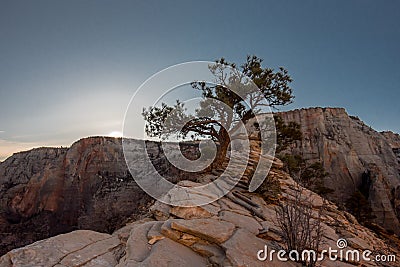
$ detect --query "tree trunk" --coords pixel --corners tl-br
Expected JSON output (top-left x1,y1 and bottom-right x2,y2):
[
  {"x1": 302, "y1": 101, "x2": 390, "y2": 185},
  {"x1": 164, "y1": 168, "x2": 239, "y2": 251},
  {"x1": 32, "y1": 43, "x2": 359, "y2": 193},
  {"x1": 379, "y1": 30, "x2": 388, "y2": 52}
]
[{"x1": 213, "y1": 130, "x2": 230, "y2": 169}]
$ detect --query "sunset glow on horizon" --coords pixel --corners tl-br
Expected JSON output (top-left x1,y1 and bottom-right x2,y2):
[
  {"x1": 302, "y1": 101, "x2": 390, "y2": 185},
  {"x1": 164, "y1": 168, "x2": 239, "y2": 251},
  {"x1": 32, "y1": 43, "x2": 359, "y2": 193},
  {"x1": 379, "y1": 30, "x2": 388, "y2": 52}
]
[{"x1": 0, "y1": 1, "x2": 399, "y2": 161}]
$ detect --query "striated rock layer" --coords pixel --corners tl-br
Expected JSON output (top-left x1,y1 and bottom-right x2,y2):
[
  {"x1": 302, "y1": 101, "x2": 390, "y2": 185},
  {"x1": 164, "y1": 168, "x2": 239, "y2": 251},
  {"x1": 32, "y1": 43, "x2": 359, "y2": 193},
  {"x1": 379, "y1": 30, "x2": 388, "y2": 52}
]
[
  {"x1": 1, "y1": 107, "x2": 399, "y2": 263},
  {"x1": 278, "y1": 107, "x2": 400, "y2": 233},
  {"x1": 0, "y1": 137, "x2": 200, "y2": 256},
  {"x1": 1, "y1": 159, "x2": 398, "y2": 266}
]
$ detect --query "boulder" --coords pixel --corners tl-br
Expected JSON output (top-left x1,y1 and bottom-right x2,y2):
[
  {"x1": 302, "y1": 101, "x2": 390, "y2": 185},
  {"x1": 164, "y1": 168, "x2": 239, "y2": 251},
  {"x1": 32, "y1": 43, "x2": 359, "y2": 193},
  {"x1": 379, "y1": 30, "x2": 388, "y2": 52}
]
[{"x1": 170, "y1": 218, "x2": 236, "y2": 244}]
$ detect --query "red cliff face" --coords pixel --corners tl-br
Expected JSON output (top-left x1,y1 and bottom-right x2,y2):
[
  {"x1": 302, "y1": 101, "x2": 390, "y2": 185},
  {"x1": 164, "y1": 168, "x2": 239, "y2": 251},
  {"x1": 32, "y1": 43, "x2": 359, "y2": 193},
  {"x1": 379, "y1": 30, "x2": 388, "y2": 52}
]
[
  {"x1": 0, "y1": 137, "x2": 153, "y2": 255},
  {"x1": 382, "y1": 131, "x2": 400, "y2": 165},
  {"x1": 279, "y1": 107, "x2": 400, "y2": 233},
  {"x1": 382, "y1": 131, "x2": 400, "y2": 150}
]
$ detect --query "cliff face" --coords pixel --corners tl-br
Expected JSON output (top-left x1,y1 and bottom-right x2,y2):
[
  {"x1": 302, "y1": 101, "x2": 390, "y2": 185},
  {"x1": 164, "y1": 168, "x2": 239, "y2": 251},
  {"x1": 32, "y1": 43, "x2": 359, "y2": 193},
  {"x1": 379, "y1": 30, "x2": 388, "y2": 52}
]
[
  {"x1": 1, "y1": 107, "x2": 399, "y2": 263},
  {"x1": 382, "y1": 131, "x2": 400, "y2": 164},
  {"x1": 1, "y1": 158, "x2": 399, "y2": 267},
  {"x1": 0, "y1": 137, "x2": 156, "y2": 255},
  {"x1": 278, "y1": 107, "x2": 400, "y2": 233}
]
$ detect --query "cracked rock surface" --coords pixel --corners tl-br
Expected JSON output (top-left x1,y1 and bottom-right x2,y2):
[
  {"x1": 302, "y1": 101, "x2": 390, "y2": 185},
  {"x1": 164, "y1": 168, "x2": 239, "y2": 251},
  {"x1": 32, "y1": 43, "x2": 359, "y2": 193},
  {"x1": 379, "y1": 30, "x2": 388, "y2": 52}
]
[{"x1": 2, "y1": 159, "x2": 399, "y2": 267}]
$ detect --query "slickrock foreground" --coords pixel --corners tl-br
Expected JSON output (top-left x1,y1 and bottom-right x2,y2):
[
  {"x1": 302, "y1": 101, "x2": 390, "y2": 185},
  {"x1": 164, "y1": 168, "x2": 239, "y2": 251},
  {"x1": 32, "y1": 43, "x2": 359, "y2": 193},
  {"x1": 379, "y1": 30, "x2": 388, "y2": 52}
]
[{"x1": 1, "y1": 158, "x2": 398, "y2": 267}]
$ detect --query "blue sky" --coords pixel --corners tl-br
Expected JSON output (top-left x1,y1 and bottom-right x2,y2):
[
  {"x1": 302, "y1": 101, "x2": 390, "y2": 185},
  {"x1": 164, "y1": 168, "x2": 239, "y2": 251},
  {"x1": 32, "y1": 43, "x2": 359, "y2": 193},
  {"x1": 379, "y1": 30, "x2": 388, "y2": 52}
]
[{"x1": 0, "y1": 0, "x2": 399, "y2": 160}]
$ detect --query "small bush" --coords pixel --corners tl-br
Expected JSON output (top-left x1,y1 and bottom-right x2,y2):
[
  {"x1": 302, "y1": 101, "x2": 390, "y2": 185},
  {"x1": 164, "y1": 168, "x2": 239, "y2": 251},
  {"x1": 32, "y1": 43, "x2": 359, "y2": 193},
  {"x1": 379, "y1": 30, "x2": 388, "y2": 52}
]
[{"x1": 255, "y1": 176, "x2": 281, "y2": 204}]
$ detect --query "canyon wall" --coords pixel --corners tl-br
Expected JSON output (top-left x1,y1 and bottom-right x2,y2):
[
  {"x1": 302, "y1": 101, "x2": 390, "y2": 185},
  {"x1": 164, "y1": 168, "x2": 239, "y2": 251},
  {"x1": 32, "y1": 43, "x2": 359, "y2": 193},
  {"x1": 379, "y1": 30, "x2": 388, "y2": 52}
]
[
  {"x1": 279, "y1": 107, "x2": 400, "y2": 233},
  {"x1": 2, "y1": 156, "x2": 399, "y2": 267},
  {"x1": 1, "y1": 108, "x2": 399, "y2": 257},
  {"x1": 0, "y1": 136, "x2": 201, "y2": 255},
  {"x1": 0, "y1": 137, "x2": 172, "y2": 255}
]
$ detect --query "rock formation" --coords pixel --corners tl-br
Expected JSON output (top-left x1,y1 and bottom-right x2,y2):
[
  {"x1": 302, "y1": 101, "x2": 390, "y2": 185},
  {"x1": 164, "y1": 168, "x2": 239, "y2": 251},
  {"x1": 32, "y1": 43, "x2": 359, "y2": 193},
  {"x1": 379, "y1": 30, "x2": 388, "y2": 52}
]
[
  {"x1": 278, "y1": 107, "x2": 400, "y2": 233},
  {"x1": 1, "y1": 107, "x2": 400, "y2": 266},
  {"x1": 0, "y1": 136, "x2": 208, "y2": 255},
  {"x1": 0, "y1": 137, "x2": 179, "y2": 255},
  {"x1": 1, "y1": 156, "x2": 398, "y2": 266},
  {"x1": 382, "y1": 131, "x2": 400, "y2": 164}
]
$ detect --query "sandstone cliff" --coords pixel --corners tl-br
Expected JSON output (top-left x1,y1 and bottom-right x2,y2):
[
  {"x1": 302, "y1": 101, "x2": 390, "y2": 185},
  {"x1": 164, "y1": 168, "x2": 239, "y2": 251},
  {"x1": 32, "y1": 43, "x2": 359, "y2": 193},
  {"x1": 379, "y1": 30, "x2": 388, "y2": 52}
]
[
  {"x1": 0, "y1": 137, "x2": 155, "y2": 255},
  {"x1": 1, "y1": 107, "x2": 400, "y2": 265},
  {"x1": 278, "y1": 107, "x2": 400, "y2": 233},
  {"x1": 382, "y1": 131, "x2": 400, "y2": 164},
  {"x1": 0, "y1": 136, "x2": 204, "y2": 255},
  {"x1": 1, "y1": 157, "x2": 398, "y2": 266}
]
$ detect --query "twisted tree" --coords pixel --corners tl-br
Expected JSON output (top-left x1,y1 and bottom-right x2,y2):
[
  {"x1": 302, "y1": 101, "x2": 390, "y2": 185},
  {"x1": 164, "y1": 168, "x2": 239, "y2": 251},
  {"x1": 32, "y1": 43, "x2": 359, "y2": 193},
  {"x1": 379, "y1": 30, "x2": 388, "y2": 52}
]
[{"x1": 142, "y1": 56, "x2": 294, "y2": 166}]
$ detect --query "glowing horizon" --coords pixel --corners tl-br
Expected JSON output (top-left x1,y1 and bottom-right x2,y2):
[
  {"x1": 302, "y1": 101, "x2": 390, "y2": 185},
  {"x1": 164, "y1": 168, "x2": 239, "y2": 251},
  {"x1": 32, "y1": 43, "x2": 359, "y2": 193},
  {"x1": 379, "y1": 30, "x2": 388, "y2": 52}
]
[{"x1": 1, "y1": 1, "x2": 399, "y2": 161}]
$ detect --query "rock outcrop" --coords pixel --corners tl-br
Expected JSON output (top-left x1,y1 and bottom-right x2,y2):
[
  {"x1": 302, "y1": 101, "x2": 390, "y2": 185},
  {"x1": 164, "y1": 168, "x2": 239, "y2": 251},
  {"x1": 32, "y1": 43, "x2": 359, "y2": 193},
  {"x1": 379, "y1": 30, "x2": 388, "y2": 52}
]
[
  {"x1": 1, "y1": 107, "x2": 400, "y2": 265},
  {"x1": 382, "y1": 131, "x2": 400, "y2": 149},
  {"x1": 382, "y1": 131, "x2": 400, "y2": 165},
  {"x1": 0, "y1": 136, "x2": 209, "y2": 256},
  {"x1": 278, "y1": 107, "x2": 400, "y2": 233},
  {"x1": 0, "y1": 137, "x2": 197, "y2": 255},
  {"x1": 1, "y1": 158, "x2": 398, "y2": 266}
]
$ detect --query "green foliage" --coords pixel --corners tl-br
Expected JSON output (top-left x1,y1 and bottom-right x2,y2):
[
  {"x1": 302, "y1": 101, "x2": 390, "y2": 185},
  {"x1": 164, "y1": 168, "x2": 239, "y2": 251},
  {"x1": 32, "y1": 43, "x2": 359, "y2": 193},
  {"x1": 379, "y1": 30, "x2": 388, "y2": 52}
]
[
  {"x1": 192, "y1": 56, "x2": 294, "y2": 116},
  {"x1": 280, "y1": 153, "x2": 304, "y2": 174},
  {"x1": 279, "y1": 154, "x2": 334, "y2": 196},
  {"x1": 275, "y1": 116, "x2": 333, "y2": 196},
  {"x1": 142, "y1": 55, "x2": 295, "y2": 165},
  {"x1": 302, "y1": 162, "x2": 329, "y2": 189},
  {"x1": 274, "y1": 115, "x2": 302, "y2": 153},
  {"x1": 345, "y1": 190, "x2": 376, "y2": 224},
  {"x1": 255, "y1": 176, "x2": 281, "y2": 204},
  {"x1": 142, "y1": 100, "x2": 192, "y2": 139}
]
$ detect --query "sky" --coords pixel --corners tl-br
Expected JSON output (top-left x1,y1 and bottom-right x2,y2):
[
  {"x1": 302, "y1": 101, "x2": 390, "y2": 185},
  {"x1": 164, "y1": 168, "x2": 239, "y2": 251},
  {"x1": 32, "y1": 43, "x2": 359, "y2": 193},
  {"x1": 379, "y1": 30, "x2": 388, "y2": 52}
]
[{"x1": 0, "y1": 0, "x2": 399, "y2": 161}]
